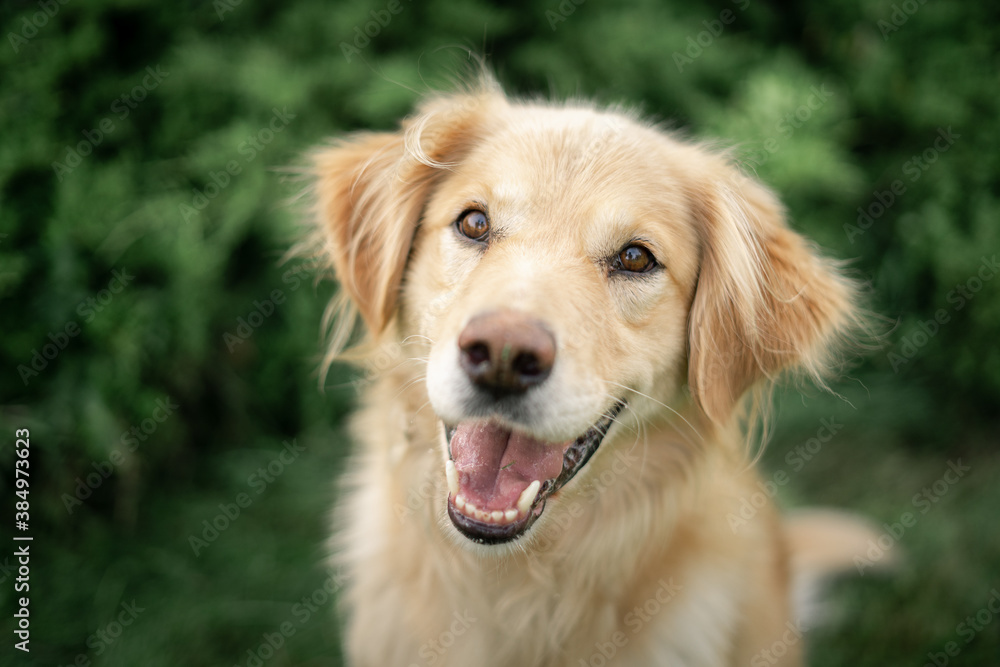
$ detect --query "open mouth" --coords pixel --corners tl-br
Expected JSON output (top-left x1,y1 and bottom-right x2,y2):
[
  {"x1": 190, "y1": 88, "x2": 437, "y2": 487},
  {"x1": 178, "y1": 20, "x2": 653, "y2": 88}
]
[{"x1": 444, "y1": 400, "x2": 626, "y2": 544}]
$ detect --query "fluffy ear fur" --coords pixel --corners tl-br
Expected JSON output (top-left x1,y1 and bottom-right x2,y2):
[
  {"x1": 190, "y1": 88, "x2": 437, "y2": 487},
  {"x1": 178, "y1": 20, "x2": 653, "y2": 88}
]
[
  {"x1": 307, "y1": 81, "x2": 502, "y2": 364},
  {"x1": 687, "y1": 165, "x2": 860, "y2": 426},
  {"x1": 311, "y1": 131, "x2": 415, "y2": 336}
]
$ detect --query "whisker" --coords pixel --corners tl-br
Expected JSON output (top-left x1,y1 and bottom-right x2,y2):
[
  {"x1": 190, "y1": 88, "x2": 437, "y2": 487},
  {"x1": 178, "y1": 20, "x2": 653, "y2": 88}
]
[
  {"x1": 351, "y1": 356, "x2": 429, "y2": 391},
  {"x1": 412, "y1": 399, "x2": 435, "y2": 419},
  {"x1": 605, "y1": 381, "x2": 704, "y2": 444},
  {"x1": 401, "y1": 334, "x2": 435, "y2": 346},
  {"x1": 597, "y1": 395, "x2": 641, "y2": 439},
  {"x1": 390, "y1": 374, "x2": 427, "y2": 402},
  {"x1": 599, "y1": 392, "x2": 655, "y2": 479},
  {"x1": 601, "y1": 386, "x2": 701, "y2": 456}
]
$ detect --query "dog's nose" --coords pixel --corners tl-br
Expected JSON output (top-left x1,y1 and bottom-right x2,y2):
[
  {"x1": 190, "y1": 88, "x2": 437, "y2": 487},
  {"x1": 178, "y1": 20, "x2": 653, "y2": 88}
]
[{"x1": 458, "y1": 310, "x2": 556, "y2": 395}]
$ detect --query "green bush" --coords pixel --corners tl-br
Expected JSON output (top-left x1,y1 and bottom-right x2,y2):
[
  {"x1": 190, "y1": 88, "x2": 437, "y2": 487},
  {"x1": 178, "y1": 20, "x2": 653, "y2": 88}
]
[{"x1": 1, "y1": 1, "x2": 997, "y2": 665}]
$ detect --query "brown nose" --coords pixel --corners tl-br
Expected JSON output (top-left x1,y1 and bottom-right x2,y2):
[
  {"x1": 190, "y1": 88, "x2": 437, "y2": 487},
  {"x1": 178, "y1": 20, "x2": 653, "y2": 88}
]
[{"x1": 458, "y1": 310, "x2": 556, "y2": 396}]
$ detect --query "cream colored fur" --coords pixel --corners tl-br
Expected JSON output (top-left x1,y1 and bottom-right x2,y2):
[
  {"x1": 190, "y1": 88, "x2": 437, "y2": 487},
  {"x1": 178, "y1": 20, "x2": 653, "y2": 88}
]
[{"x1": 303, "y1": 75, "x2": 874, "y2": 667}]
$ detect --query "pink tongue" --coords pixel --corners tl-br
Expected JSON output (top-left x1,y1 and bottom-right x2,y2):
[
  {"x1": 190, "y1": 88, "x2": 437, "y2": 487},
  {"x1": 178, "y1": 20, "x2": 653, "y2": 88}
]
[{"x1": 450, "y1": 421, "x2": 568, "y2": 511}]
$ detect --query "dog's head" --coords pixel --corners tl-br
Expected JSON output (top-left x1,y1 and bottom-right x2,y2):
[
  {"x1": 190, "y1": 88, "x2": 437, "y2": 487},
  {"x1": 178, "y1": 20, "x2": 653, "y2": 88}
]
[{"x1": 308, "y1": 78, "x2": 858, "y2": 547}]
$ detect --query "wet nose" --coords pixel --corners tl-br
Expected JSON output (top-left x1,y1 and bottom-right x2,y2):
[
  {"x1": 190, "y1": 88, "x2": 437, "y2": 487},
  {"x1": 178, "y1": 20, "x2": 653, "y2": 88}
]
[{"x1": 458, "y1": 310, "x2": 556, "y2": 396}]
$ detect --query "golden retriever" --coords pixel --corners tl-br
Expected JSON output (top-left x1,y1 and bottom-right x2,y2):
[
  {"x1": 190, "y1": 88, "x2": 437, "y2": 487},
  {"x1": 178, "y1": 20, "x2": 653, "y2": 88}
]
[{"x1": 302, "y1": 73, "x2": 878, "y2": 666}]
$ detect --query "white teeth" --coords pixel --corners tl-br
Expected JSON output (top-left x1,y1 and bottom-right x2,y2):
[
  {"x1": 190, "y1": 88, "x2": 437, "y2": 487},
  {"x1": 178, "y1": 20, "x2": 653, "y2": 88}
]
[
  {"x1": 517, "y1": 480, "x2": 542, "y2": 517},
  {"x1": 445, "y1": 460, "x2": 459, "y2": 497},
  {"x1": 450, "y1": 480, "x2": 544, "y2": 526}
]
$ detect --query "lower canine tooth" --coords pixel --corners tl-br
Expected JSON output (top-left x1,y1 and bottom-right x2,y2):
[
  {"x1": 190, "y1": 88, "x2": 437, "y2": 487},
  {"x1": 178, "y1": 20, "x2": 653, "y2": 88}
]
[
  {"x1": 517, "y1": 480, "x2": 542, "y2": 517},
  {"x1": 445, "y1": 460, "x2": 459, "y2": 497},
  {"x1": 455, "y1": 494, "x2": 466, "y2": 509}
]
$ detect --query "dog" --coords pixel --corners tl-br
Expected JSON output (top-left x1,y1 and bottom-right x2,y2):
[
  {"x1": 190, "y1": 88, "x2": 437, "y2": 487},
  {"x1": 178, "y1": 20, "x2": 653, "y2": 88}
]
[{"x1": 301, "y1": 73, "x2": 879, "y2": 666}]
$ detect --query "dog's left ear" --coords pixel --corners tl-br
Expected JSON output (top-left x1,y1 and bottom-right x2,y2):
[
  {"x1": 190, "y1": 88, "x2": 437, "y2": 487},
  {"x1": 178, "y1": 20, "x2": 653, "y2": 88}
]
[
  {"x1": 308, "y1": 84, "x2": 502, "y2": 341},
  {"x1": 687, "y1": 164, "x2": 860, "y2": 425}
]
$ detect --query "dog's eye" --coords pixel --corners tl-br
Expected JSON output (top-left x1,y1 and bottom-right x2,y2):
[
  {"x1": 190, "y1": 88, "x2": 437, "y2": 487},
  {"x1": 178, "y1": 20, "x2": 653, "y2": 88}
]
[
  {"x1": 614, "y1": 244, "x2": 657, "y2": 274},
  {"x1": 456, "y1": 210, "x2": 490, "y2": 242}
]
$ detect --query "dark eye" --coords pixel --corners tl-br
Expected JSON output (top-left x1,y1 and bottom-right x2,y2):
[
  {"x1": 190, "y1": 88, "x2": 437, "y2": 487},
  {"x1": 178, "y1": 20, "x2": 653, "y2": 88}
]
[
  {"x1": 614, "y1": 244, "x2": 657, "y2": 274},
  {"x1": 456, "y1": 209, "x2": 490, "y2": 242}
]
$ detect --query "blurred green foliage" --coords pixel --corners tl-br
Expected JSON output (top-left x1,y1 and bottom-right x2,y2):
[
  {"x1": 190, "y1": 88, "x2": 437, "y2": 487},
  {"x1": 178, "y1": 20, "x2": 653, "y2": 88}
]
[{"x1": 0, "y1": 0, "x2": 997, "y2": 665}]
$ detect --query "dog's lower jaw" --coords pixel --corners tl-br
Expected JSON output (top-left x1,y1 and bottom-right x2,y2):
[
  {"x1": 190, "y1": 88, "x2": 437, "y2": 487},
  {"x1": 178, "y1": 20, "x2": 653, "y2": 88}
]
[{"x1": 335, "y1": 376, "x2": 799, "y2": 667}]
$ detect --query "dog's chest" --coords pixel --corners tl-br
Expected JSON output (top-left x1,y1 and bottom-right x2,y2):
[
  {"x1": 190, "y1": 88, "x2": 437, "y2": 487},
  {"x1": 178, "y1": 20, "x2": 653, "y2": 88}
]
[{"x1": 413, "y1": 554, "x2": 740, "y2": 667}]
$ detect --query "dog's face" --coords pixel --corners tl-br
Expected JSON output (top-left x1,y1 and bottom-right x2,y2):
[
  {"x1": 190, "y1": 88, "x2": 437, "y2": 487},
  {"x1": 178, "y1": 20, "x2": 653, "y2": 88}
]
[
  {"x1": 410, "y1": 108, "x2": 703, "y2": 543},
  {"x1": 311, "y1": 82, "x2": 855, "y2": 547}
]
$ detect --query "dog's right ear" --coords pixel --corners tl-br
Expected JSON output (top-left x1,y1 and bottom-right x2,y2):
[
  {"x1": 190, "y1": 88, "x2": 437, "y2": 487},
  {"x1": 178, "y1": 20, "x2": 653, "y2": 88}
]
[{"x1": 308, "y1": 83, "x2": 502, "y2": 346}]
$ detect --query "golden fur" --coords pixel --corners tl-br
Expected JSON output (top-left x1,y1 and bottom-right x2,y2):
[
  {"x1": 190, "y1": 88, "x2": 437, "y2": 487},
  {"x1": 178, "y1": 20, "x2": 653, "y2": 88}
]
[{"x1": 303, "y1": 74, "x2": 875, "y2": 666}]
